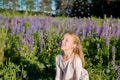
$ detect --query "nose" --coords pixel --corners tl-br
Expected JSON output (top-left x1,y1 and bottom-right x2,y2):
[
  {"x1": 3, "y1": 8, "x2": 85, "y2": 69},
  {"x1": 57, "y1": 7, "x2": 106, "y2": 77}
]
[{"x1": 60, "y1": 39, "x2": 64, "y2": 46}]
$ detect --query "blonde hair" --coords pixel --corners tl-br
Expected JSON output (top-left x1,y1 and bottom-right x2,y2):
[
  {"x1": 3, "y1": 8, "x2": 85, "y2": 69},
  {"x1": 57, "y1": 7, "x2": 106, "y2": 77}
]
[{"x1": 65, "y1": 32, "x2": 85, "y2": 68}]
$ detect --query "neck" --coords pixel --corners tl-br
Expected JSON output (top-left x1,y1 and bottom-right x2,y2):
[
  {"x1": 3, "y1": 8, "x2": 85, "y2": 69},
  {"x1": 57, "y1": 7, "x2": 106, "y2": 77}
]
[
  {"x1": 62, "y1": 50, "x2": 73, "y2": 61},
  {"x1": 63, "y1": 50, "x2": 72, "y2": 56}
]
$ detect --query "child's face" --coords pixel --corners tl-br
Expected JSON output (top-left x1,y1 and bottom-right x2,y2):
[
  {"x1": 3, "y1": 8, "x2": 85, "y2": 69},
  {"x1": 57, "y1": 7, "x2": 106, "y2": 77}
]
[{"x1": 61, "y1": 33, "x2": 74, "y2": 51}]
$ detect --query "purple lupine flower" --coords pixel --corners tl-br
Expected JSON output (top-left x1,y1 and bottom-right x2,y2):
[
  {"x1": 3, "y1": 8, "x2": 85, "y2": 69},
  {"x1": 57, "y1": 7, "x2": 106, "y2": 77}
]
[
  {"x1": 109, "y1": 15, "x2": 113, "y2": 25},
  {"x1": 52, "y1": 21, "x2": 58, "y2": 27},
  {"x1": 113, "y1": 26, "x2": 117, "y2": 38},
  {"x1": 117, "y1": 67, "x2": 120, "y2": 80},
  {"x1": 0, "y1": 16, "x2": 5, "y2": 26},
  {"x1": 24, "y1": 33, "x2": 34, "y2": 51},
  {"x1": 82, "y1": 20, "x2": 90, "y2": 37},
  {"x1": 14, "y1": 23, "x2": 20, "y2": 35},
  {"x1": 7, "y1": 18, "x2": 18, "y2": 35},
  {"x1": 74, "y1": 19, "x2": 81, "y2": 35},
  {"x1": 105, "y1": 28, "x2": 111, "y2": 46},
  {"x1": 4, "y1": 18, "x2": 11, "y2": 29},
  {"x1": 16, "y1": 18, "x2": 26, "y2": 35},
  {"x1": 11, "y1": 18, "x2": 22, "y2": 35},
  {"x1": 91, "y1": 21, "x2": 98, "y2": 35},
  {"x1": 36, "y1": 19, "x2": 42, "y2": 29},
  {"x1": 113, "y1": 26, "x2": 120, "y2": 39},
  {"x1": 100, "y1": 20, "x2": 110, "y2": 46},
  {"x1": 16, "y1": 23, "x2": 24, "y2": 35},
  {"x1": 112, "y1": 46, "x2": 116, "y2": 54},
  {"x1": 111, "y1": 61, "x2": 120, "y2": 80},
  {"x1": 45, "y1": 16, "x2": 52, "y2": 22},
  {"x1": 97, "y1": 26, "x2": 104, "y2": 38},
  {"x1": 0, "y1": 16, "x2": 3, "y2": 23},
  {"x1": 28, "y1": 17, "x2": 35, "y2": 31},
  {"x1": 105, "y1": 38, "x2": 110, "y2": 46},
  {"x1": 100, "y1": 20, "x2": 108, "y2": 39},
  {"x1": 64, "y1": 19, "x2": 69, "y2": 28},
  {"x1": 34, "y1": 17, "x2": 42, "y2": 29},
  {"x1": 43, "y1": 18, "x2": 50, "y2": 32},
  {"x1": 21, "y1": 38, "x2": 29, "y2": 47},
  {"x1": 29, "y1": 36, "x2": 34, "y2": 50},
  {"x1": 38, "y1": 30, "x2": 44, "y2": 52},
  {"x1": 64, "y1": 19, "x2": 75, "y2": 31},
  {"x1": 56, "y1": 23, "x2": 61, "y2": 34},
  {"x1": 28, "y1": 17, "x2": 40, "y2": 33},
  {"x1": 64, "y1": 20, "x2": 69, "y2": 31},
  {"x1": 111, "y1": 61, "x2": 117, "y2": 71},
  {"x1": 97, "y1": 43, "x2": 100, "y2": 52}
]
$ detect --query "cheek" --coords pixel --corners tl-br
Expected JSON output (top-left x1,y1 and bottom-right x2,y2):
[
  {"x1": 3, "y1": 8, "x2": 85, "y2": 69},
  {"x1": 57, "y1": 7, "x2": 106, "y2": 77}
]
[
  {"x1": 66, "y1": 43, "x2": 74, "y2": 49},
  {"x1": 68, "y1": 43, "x2": 72, "y2": 47}
]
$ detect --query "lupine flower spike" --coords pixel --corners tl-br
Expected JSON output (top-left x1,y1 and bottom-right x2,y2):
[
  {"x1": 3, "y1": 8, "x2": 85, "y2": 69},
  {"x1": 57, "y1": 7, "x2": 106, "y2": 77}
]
[{"x1": 111, "y1": 61, "x2": 120, "y2": 80}]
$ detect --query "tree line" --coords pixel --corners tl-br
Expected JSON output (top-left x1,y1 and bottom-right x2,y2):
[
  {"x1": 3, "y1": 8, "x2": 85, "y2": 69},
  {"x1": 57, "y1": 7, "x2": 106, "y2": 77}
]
[
  {"x1": 0, "y1": 0, "x2": 120, "y2": 18},
  {"x1": 55, "y1": 0, "x2": 120, "y2": 18}
]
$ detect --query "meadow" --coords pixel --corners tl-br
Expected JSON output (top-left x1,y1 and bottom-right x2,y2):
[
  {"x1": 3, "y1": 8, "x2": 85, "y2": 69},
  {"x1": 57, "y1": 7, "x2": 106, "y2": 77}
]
[{"x1": 0, "y1": 15, "x2": 120, "y2": 80}]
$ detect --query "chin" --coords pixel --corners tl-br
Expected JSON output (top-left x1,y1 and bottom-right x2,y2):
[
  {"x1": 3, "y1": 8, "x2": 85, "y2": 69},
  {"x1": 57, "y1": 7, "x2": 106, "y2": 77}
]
[
  {"x1": 61, "y1": 47, "x2": 64, "y2": 50},
  {"x1": 61, "y1": 47, "x2": 65, "y2": 51}
]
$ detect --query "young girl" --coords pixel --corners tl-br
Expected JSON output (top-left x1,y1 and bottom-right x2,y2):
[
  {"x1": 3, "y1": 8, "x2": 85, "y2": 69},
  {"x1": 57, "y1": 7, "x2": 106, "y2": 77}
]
[{"x1": 55, "y1": 32, "x2": 89, "y2": 80}]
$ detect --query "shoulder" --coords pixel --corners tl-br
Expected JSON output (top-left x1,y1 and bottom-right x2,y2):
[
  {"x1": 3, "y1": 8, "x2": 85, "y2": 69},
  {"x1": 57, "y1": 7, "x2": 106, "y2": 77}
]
[
  {"x1": 55, "y1": 53, "x2": 62, "y2": 62},
  {"x1": 74, "y1": 55, "x2": 81, "y2": 61},
  {"x1": 56, "y1": 53, "x2": 62, "y2": 59},
  {"x1": 73, "y1": 55, "x2": 83, "y2": 72},
  {"x1": 74, "y1": 55, "x2": 82, "y2": 64}
]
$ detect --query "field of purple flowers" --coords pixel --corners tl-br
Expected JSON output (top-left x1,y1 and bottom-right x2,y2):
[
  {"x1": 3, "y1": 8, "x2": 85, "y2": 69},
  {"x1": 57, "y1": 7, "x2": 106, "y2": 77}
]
[{"x1": 0, "y1": 15, "x2": 120, "y2": 80}]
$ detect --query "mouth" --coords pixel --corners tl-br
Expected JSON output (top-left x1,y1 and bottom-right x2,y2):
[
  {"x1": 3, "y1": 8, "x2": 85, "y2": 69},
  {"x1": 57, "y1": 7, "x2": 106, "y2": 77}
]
[
  {"x1": 61, "y1": 44, "x2": 65, "y2": 48},
  {"x1": 61, "y1": 43, "x2": 65, "y2": 46}
]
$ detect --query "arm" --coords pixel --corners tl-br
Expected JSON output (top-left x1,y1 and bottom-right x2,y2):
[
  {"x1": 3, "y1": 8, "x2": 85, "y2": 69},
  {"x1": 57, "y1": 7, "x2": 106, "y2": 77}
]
[
  {"x1": 55, "y1": 55, "x2": 62, "y2": 80},
  {"x1": 74, "y1": 56, "x2": 83, "y2": 80}
]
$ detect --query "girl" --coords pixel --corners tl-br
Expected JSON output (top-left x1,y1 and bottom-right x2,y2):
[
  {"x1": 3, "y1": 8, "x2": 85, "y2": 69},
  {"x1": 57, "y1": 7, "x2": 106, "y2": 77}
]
[{"x1": 55, "y1": 32, "x2": 89, "y2": 80}]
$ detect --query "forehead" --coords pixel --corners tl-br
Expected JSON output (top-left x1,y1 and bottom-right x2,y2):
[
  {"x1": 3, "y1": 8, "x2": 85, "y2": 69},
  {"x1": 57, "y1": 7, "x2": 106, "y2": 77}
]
[{"x1": 63, "y1": 33, "x2": 72, "y2": 38}]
